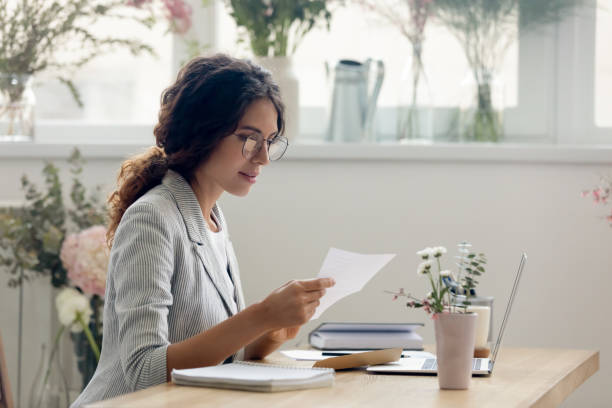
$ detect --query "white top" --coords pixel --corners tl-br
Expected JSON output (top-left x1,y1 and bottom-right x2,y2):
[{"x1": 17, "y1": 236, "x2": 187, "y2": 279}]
[{"x1": 206, "y1": 212, "x2": 236, "y2": 308}]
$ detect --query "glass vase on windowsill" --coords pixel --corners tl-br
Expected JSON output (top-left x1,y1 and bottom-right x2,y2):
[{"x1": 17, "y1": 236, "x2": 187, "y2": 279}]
[
  {"x1": 0, "y1": 73, "x2": 35, "y2": 142},
  {"x1": 459, "y1": 71, "x2": 505, "y2": 143},
  {"x1": 397, "y1": 43, "x2": 434, "y2": 142}
]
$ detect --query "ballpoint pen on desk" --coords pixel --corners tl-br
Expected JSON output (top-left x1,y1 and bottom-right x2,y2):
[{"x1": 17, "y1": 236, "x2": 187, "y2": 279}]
[{"x1": 322, "y1": 351, "x2": 417, "y2": 358}]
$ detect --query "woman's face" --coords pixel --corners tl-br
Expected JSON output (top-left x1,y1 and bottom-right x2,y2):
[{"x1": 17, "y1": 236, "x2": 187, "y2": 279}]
[{"x1": 196, "y1": 98, "x2": 278, "y2": 197}]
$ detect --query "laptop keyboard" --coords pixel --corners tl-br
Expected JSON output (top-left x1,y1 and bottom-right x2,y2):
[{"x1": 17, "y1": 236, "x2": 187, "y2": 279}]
[
  {"x1": 423, "y1": 359, "x2": 437, "y2": 370},
  {"x1": 423, "y1": 359, "x2": 482, "y2": 370}
]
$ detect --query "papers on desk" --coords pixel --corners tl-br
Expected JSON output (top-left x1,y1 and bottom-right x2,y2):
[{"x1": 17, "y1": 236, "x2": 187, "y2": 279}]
[
  {"x1": 172, "y1": 361, "x2": 334, "y2": 392},
  {"x1": 281, "y1": 349, "x2": 435, "y2": 361},
  {"x1": 313, "y1": 248, "x2": 395, "y2": 320}
]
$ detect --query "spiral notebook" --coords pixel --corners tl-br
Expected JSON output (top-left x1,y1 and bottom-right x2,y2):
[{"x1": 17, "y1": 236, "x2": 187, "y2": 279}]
[{"x1": 171, "y1": 361, "x2": 335, "y2": 392}]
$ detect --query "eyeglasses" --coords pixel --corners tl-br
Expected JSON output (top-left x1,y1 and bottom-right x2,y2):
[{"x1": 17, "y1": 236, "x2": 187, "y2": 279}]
[{"x1": 237, "y1": 132, "x2": 288, "y2": 161}]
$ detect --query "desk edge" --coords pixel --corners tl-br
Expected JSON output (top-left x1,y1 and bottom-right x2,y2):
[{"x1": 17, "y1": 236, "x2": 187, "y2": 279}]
[{"x1": 530, "y1": 350, "x2": 600, "y2": 408}]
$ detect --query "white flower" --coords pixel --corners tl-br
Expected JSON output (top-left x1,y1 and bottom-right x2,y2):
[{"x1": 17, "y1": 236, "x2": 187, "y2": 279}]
[
  {"x1": 417, "y1": 260, "x2": 433, "y2": 275},
  {"x1": 416, "y1": 247, "x2": 434, "y2": 259},
  {"x1": 440, "y1": 269, "x2": 452, "y2": 277},
  {"x1": 426, "y1": 291, "x2": 433, "y2": 299},
  {"x1": 432, "y1": 246, "x2": 447, "y2": 257},
  {"x1": 56, "y1": 288, "x2": 92, "y2": 333}
]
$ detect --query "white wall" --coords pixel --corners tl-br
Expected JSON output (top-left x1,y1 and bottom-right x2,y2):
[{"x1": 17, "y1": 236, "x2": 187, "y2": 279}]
[{"x1": 0, "y1": 147, "x2": 610, "y2": 406}]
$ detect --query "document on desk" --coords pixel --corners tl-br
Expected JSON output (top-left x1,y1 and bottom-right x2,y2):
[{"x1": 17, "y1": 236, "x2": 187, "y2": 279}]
[{"x1": 312, "y1": 248, "x2": 395, "y2": 320}]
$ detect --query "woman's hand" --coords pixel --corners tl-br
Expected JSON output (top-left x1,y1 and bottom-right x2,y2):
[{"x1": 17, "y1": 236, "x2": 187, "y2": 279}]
[
  {"x1": 266, "y1": 326, "x2": 300, "y2": 343},
  {"x1": 260, "y1": 278, "x2": 335, "y2": 330}
]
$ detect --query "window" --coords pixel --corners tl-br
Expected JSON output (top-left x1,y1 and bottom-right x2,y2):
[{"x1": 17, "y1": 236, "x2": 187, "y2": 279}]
[
  {"x1": 595, "y1": 0, "x2": 612, "y2": 128},
  {"x1": 34, "y1": 11, "x2": 173, "y2": 125},
  {"x1": 22, "y1": 0, "x2": 611, "y2": 146}
]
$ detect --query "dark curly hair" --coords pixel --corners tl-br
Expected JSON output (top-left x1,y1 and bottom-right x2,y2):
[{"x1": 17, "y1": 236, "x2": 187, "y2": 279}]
[{"x1": 107, "y1": 54, "x2": 285, "y2": 246}]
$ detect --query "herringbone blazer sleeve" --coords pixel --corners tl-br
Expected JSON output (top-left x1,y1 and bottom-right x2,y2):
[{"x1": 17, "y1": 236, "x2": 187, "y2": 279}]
[{"x1": 111, "y1": 201, "x2": 175, "y2": 390}]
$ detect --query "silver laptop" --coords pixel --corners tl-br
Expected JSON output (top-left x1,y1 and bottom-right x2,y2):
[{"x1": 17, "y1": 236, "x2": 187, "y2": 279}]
[{"x1": 367, "y1": 253, "x2": 527, "y2": 376}]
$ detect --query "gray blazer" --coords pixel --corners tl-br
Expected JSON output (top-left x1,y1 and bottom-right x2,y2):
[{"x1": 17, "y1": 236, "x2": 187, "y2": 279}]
[{"x1": 71, "y1": 170, "x2": 246, "y2": 407}]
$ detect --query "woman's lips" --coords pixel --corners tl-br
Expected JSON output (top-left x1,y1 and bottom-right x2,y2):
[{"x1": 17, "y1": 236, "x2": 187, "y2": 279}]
[{"x1": 239, "y1": 172, "x2": 257, "y2": 184}]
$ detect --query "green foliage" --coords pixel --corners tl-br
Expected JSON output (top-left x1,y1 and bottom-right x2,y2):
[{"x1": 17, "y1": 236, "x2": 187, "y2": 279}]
[
  {"x1": 0, "y1": 0, "x2": 156, "y2": 106},
  {"x1": 227, "y1": 0, "x2": 334, "y2": 56},
  {"x1": 0, "y1": 148, "x2": 107, "y2": 288},
  {"x1": 458, "y1": 252, "x2": 487, "y2": 309}
]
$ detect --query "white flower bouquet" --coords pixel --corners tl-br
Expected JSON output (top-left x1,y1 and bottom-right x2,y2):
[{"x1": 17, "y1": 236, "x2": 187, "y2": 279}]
[{"x1": 388, "y1": 243, "x2": 487, "y2": 317}]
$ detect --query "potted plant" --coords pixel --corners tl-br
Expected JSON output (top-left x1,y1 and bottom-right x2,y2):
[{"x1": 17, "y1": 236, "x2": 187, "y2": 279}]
[
  {"x1": 225, "y1": 0, "x2": 334, "y2": 140},
  {"x1": 388, "y1": 245, "x2": 487, "y2": 389}
]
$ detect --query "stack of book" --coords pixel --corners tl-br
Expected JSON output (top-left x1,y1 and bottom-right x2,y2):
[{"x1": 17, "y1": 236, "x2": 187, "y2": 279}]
[{"x1": 309, "y1": 322, "x2": 424, "y2": 350}]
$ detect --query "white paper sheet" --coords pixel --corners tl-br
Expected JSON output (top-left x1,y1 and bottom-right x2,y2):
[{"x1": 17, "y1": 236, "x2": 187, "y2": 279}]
[
  {"x1": 280, "y1": 350, "x2": 327, "y2": 361},
  {"x1": 311, "y1": 248, "x2": 395, "y2": 320}
]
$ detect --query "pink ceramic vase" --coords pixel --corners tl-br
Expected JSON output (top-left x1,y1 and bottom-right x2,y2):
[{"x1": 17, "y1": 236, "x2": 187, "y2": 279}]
[{"x1": 434, "y1": 312, "x2": 477, "y2": 389}]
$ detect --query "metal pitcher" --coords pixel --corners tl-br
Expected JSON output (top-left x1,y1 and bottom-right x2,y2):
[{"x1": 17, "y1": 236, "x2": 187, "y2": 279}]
[{"x1": 325, "y1": 59, "x2": 385, "y2": 142}]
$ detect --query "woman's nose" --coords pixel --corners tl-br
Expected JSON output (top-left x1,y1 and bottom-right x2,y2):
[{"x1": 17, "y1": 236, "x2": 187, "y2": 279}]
[{"x1": 252, "y1": 143, "x2": 270, "y2": 165}]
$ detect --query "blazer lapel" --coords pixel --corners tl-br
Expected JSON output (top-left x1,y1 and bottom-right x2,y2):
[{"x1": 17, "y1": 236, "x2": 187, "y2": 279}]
[
  {"x1": 162, "y1": 170, "x2": 238, "y2": 316},
  {"x1": 193, "y1": 242, "x2": 238, "y2": 316},
  {"x1": 226, "y1": 241, "x2": 246, "y2": 311}
]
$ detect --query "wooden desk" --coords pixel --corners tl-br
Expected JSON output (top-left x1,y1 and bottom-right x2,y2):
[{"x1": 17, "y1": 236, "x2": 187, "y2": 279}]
[{"x1": 89, "y1": 348, "x2": 599, "y2": 408}]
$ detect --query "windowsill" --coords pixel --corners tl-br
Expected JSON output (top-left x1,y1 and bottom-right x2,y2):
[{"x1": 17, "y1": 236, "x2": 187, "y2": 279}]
[{"x1": 1, "y1": 137, "x2": 612, "y2": 164}]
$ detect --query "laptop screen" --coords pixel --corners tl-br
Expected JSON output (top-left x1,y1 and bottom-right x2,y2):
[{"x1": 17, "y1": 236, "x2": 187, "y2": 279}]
[{"x1": 490, "y1": 253, "x2": 528, "y2": 367}]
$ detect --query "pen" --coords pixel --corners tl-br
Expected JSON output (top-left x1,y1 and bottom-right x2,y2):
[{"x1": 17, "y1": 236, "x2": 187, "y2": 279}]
[{"x1": 321, "y1": 352, "x2": 411, "y2": 358}]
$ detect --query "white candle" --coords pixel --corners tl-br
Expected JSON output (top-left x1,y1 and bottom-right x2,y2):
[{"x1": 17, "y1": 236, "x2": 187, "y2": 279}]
[{"x1": 466, "y1": 305, "x2": 490, "y2": 348}]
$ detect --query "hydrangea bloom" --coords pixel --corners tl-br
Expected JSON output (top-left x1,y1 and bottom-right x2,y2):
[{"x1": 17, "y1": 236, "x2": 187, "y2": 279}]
[
  {"x1": 60, "y1": 225, "x2": 109, "y2": 297},
  {"x1": 56, "y1": 288, "x2": 93, "y2": 333}
]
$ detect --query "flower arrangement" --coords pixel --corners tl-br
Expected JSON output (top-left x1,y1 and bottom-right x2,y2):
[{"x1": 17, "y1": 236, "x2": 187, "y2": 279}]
[
  {"x1": 387, "y1": 243, "x2": 487, "y2": 317},
  {"x1": 432, "y1": 0, "x2": 581, "y2": 142},
  {"x1": 226, "y1": 0, "x2": 334, "y2": 56},
  {"x1": 0, "y1": 149, "x2": 106, "y2": 287},
  {"x1": 0, "y1": 0, "x2": 158, "y2": 107},
  {"x1": 0, "y1": 148, "x2": 108, "y2": 391},
  {"x1": 581, "y1": 176, "x2": 612, "y2": 226}
]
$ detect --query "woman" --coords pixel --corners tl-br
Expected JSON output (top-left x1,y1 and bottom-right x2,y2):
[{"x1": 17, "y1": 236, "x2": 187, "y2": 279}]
[{"x1": 71, "y1": 54, "x2": 334, "y2": 407}]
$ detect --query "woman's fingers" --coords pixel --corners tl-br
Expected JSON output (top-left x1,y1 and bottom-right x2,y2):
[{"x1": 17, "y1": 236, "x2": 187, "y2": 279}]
[
  {"x1": 264, "y1": 278, "x2": 334, "y2": 328},
  {"x1": 303, "y1": 289, "x2": 326, "y2": 303},
  {"x1": 298, "y1": 278, "x2": 335, "y2": 291}
]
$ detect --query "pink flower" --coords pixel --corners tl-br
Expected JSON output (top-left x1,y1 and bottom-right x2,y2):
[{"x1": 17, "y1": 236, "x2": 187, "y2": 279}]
[
  {"x1": 162, "y1": 0, "x2": 192, "y2": 34},
  {"x1": 60, "y1": 233, "x2": 79, "y2": 272},
  {"x1": 61, "y1": 226, "x2": 110, "y2": 297}
]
